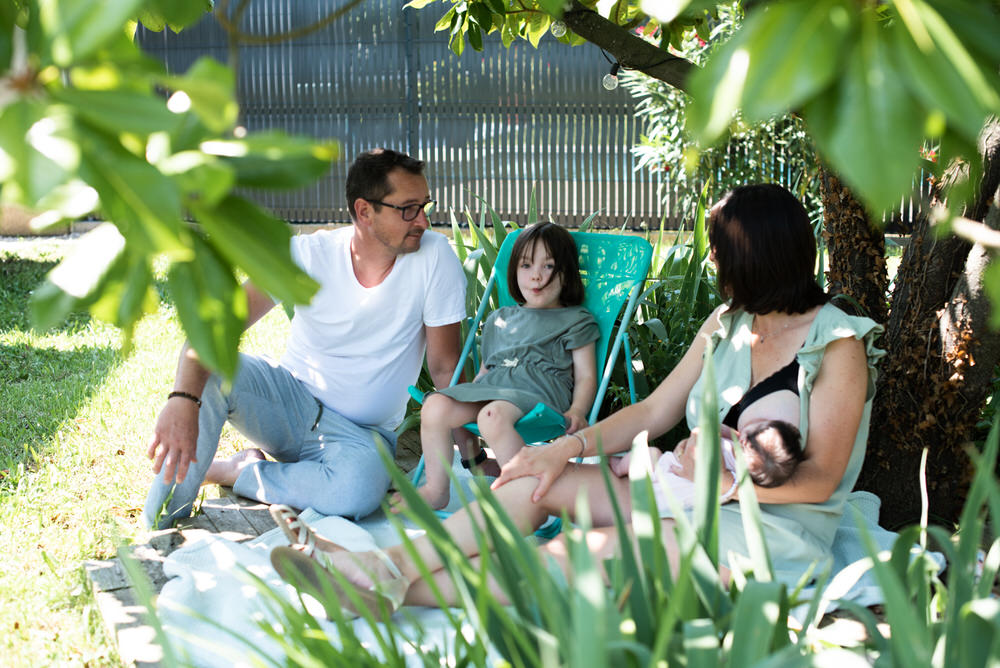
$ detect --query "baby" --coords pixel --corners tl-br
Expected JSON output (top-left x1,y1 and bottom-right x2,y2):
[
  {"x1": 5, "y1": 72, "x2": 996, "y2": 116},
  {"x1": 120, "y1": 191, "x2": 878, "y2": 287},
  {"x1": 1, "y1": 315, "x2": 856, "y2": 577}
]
[{"x1": 611, "y1": 388, "x2": 805, "y2": 511}]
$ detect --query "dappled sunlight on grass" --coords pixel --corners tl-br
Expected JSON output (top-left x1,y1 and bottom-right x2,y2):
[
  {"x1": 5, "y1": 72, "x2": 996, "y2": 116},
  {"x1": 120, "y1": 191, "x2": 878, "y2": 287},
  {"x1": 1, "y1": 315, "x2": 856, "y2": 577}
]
[{"x1": 0, "y1": 238, "x2": 291, "y2": 665}]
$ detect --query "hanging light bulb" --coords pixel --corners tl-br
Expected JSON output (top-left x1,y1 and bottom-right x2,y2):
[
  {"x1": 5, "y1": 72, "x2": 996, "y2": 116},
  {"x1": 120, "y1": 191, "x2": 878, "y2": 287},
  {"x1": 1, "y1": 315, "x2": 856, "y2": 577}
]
[
  {"x1": 602, "y1": 63, "x2": 620, "y2": 90},
  {"x1": 550, "y1": 20, "x2": 567, "y2": 37}
]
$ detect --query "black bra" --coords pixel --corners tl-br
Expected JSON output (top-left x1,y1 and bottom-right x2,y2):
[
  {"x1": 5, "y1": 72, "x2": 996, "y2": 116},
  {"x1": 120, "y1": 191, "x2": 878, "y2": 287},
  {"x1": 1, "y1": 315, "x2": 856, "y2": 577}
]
[{"x1": 722, "y1": 358, "x2": 800, "y2": 429}]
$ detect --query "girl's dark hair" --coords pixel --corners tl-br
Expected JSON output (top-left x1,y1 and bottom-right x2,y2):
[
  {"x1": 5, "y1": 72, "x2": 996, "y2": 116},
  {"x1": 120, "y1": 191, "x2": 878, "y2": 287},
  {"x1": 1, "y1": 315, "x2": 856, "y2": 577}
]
[
  {"x1": 742, "y1": 419, "x2": 805, "y2": 488},
  {"x1": 708, "y1": 183, "x2": 829, "y2": 314},
  {"x1": 507, "y1": 223, "x2": 585, "y2": 307},
  {"x1": 345, "y1": 148, "x2": 425, "y2": 220}
]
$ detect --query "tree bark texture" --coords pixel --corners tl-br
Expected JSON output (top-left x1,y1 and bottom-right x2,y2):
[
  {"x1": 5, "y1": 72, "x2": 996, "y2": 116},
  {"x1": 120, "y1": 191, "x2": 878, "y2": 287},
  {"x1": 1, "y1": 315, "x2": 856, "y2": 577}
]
[
  {"x1": 858, "y1": 120, "x2": 1000, "y2": 529},
  {"x1": 562, "y1": 1, "x2": 694, "y2": 90},
  {"x1": 820, "y1": 168, "x2": 889, "y2": 324}
]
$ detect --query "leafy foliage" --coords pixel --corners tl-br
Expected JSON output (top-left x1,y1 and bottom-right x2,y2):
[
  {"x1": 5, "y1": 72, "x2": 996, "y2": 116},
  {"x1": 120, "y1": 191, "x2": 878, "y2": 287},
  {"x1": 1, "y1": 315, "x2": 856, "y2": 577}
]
[
  {"x1": 622, "y1": 3, "x2": 823, "y2": 227},
  {"x1": 0, "y1": 0, "x2": 334, "y2": 378},
  {"x1": 412, "y1": 0, "x2": 1000, "y2": 216}
]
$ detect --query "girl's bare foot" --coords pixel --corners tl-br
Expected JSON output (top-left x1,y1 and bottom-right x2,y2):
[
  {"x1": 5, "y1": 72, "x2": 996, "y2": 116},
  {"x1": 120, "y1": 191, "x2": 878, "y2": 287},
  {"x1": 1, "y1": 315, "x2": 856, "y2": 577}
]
[
  {"x1": 390, "y1": 484, "x2": 450, "y2": 513},
  {"x1": 205, "y1": 448, "x2": 266, "y2": 486}
]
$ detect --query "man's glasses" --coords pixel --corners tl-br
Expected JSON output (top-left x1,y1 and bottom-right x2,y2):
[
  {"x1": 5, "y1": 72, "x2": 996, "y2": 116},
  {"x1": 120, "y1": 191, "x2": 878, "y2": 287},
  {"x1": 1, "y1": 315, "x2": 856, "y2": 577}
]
[{"x1": 366, "y1": 198, "x2": 436, "y2": 222}]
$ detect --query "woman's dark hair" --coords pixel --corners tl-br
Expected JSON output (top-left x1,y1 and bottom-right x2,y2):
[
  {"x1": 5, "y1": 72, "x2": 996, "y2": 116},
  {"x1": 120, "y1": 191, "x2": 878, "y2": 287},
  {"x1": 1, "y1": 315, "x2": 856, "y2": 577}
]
[
  {"x1": 507, "y1": 223, "x2": 585, "y2": 307},
  {"x1": 708, "y1": 183, "x2": 829, "y2": 314},
  {"x1": 345, "y1": 148, "x2": 425, "y2": 220},
  {"x1": 741, "y1": 419, "x2": 805, "y2": 488}
]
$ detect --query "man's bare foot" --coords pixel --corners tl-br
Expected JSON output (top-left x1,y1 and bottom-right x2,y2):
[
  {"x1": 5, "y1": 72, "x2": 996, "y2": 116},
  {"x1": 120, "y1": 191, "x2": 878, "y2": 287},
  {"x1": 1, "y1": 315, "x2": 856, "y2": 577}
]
[
  {"x1": 205, "y1": 448, "x2": 266, "y2": 487},
  {"x1": 389, "y1": 484, "x2": 450, "y2": 513}
]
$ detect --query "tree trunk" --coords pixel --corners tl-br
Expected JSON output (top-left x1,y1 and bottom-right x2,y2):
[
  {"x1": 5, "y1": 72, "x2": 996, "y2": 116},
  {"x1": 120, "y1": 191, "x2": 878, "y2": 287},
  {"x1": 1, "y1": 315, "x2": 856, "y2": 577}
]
[
  {"x1": 857, "y1": 120, "x2": 1000, "y2": 529},
  {"x1": 820, "y1": 168, "x2": 889, "y2": 324}
]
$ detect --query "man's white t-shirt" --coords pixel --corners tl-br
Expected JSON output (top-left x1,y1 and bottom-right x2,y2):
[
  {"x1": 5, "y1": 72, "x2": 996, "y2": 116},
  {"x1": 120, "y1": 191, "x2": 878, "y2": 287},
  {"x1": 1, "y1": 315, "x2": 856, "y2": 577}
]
[{"x1": 280, "y1": 227, "x2": 466, "y2": 431}]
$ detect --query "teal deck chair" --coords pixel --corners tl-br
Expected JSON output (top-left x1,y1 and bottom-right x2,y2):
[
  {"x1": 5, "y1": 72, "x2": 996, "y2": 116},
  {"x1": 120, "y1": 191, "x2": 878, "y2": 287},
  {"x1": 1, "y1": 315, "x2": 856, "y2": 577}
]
[{"x1": 409, "y1": 229, "x2": 653, "y2": 490}]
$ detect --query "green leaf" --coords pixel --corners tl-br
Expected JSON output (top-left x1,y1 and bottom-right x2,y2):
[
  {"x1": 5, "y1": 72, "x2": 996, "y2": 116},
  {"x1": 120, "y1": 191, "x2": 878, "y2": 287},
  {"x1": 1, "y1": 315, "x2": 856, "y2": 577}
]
[
  {"x1": 803, "y1": 15, "x2": 924, "y2": 214},
  {"x1": 469, "y1": 3, "x2": 493, "y2": 30},
  {"x1": 682, "y1": 619, "x2": 718, "y2": 668},
  {"x1": 931, "y1": 0, "x2": 1000, "y2": 63},
  {"x1": 468, "y1": 23, "x2": 483, "y2": 51},
  {"x1": 959, "y1": 599, "x2": 1000, "y2": 666},
  {"x1": 158, "y1": 150, "x2": 235, "y2": 208},
  {"x1": 526, "y1": 11, "x2": 550, "y2": 48},
  {"x1": 29, "y1": 222, "x2": 125, "y2": 330},
  {"x1": 537, "y1": 0, "x2": 565, "y2": 15},
  {"x1": 89, "y1": 247, "x2": 157, "y2": 336},
  {"x1": 729, "y1": 581, "x2": 786, "y2": 667},
  {"x1": 687, "y1": 0, "x2": 854, "y2": 143},
  {"x1": 52, "y1": 88, "x2": 182, "y2": 136},
  {"x1": 139, "y1": 0, "x2": 212, "y2": 33},
  {"x1": 201, "y1": 131, "x2": 337, "y2": 189},
  {"x1": 501, "y1": 15, "x2": 516, "y2": 47},
  {"x1": 0, "y1": 2, "x2": 19, "y2": 70},
  {"x1": 39, "y1": 0, "x2": 146, "y2": 66},
  {"x1": 484, "y1": 0, "x2": 505, "y2": 14},
  {"x1": 160, "y1": 57, "x2": 239, "y2": 133},
  {"x1": 889, "y1": 1, "x2": 1000, "y2": 145},
  {"x1": 167, "y1": 236, "x2": 246, "y2": 378},
  {"x1": 449, "y1": 27, "x2": 465, "y2": 56},
  {"x1": 404, "y1": 0, "x2": 441, "y2": 8},
  {"x1": 78, "y1": 129, "x2": 189, "y2": 257},
  {"x1": 434, "y1": 6, "x2": 456, "y2": 32},
  {"x1": 190, "y1": 195, "x2": 319, "y2": 306},
  {"x1": 0, "y1": 100, "x2": 78, "y2": 208}
]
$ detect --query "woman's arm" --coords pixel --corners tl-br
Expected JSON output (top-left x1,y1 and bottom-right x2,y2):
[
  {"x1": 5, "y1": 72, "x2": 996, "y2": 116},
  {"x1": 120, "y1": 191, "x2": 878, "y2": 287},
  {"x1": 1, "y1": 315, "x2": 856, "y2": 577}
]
[
  {"x1": 563, "y1": 342, "x2": 597, "y2": 433},
  {"x1": 709, "y1": 336, "x2": 869, "y2": 505},
  {"x1": 493, "y1": 306, "x2": 725, "y2": 501}
]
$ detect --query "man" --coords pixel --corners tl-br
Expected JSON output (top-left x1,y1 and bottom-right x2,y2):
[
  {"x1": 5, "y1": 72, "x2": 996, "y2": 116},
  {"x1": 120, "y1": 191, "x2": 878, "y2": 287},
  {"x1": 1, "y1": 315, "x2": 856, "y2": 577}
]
[{"x1": 143, "y1": 148, "x2": 467, "y2": 529}]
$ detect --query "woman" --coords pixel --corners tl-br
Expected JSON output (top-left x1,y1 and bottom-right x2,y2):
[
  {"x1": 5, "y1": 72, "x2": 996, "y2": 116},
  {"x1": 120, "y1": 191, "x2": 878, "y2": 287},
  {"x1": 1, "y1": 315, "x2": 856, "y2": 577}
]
[{"x1": 271, "y1": 183, "x2": 884, "y2": 614}]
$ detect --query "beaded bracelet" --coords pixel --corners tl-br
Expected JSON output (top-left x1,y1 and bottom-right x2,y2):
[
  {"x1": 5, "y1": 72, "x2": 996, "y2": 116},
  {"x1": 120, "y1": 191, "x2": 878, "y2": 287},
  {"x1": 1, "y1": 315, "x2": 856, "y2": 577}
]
[{"x1": 168, "y1": 391, "x2": 202, "y2": 408}]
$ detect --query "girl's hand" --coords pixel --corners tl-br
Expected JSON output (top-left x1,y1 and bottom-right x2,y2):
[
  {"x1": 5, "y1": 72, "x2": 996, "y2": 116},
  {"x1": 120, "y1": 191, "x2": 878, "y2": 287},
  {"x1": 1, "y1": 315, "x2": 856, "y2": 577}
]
[
  {"x1": 563, "y1": 410, "x2": 588, "y2": 435},
  {"x1": 492, "y1": 438, "x2": 572, "y2": 502}
]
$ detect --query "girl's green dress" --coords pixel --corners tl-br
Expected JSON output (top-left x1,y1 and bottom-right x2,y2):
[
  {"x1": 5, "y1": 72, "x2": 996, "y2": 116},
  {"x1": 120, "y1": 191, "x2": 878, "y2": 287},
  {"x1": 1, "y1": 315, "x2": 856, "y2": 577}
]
[{"x1": 435, "y1": 305, "x2": 599, "y2": 415}]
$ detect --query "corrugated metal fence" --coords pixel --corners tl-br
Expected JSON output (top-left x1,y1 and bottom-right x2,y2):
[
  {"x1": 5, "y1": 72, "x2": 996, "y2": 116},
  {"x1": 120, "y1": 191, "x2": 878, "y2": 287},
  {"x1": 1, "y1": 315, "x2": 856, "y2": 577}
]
[{"x1": 137, "y1": 2, "x2": 666, "y2": 229}]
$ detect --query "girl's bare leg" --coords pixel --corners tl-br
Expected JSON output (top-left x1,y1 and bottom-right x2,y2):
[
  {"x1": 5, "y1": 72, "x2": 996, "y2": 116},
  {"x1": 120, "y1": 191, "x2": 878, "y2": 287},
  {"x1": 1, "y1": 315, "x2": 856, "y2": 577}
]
[
  {"x1": 407, "y1": 395, "x2": 484, "y2": 510},
  {"x1": 475, "y1": 401, "x2": 527, "y2": 466}
]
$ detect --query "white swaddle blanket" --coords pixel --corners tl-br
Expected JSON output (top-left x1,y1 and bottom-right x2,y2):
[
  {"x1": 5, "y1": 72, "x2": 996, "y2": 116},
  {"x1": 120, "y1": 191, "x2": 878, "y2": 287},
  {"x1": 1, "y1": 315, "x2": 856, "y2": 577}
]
[{"x1": 155, "y1": 485, "x2": 941, "y2": 665}]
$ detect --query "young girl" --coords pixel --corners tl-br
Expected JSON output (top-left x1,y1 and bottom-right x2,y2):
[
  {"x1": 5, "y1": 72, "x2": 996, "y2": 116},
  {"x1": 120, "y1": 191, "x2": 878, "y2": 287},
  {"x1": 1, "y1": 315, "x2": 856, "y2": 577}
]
[{"x1": 406, "y1": 222, "x2": 600, "y2": 510}]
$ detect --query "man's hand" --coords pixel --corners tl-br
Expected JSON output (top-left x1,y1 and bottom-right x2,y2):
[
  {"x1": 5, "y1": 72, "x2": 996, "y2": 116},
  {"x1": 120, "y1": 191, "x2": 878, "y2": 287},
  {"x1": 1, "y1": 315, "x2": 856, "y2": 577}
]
[
  {"x1": 147, "y1": 398, "x2": 200, "y2": 484},
  {"x1": 563, "y1": 409, "x2": 588, "y2": 435}
]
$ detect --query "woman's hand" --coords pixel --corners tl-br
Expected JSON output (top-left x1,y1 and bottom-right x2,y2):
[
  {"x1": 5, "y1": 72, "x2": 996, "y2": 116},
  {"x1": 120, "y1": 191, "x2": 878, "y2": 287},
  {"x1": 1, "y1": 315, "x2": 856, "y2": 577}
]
[
  {"x1": 563, "y1": 409, "x2": 588, "y2": 435},
  {"x1": 492, "y1": 438, "x2": 574, "y2": 502}
]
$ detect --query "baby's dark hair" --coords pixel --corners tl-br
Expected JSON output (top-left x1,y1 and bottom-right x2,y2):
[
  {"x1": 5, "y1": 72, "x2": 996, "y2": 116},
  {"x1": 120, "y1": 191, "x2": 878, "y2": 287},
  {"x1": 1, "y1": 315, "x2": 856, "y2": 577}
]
[
  {"x1": 741, "y1": 420, "x2": 805, "y2": 488},
  {"x1": 507, "y1": 222, "x2": 585, "y2": 306}
]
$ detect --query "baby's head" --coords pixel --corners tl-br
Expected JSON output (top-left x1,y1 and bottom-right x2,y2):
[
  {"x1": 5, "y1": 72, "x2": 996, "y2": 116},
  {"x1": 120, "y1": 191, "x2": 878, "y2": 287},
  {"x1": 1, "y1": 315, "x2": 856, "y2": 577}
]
[{"x1": 739, "y1": 419, "x2": 805, "y2": 488}]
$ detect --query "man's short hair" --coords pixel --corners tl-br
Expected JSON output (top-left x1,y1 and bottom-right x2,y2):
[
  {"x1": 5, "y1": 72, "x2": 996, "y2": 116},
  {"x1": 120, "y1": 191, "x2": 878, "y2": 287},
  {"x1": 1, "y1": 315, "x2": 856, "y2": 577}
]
[{"x1": 346, "y1": 148, "x2": 425, "y2": 221}]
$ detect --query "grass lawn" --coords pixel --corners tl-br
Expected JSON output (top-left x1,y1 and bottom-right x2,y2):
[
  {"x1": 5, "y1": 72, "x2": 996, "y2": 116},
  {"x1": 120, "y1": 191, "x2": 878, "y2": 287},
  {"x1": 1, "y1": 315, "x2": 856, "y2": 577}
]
[
  {"x1": 0, "y1": 237, "x2": 289, "y2": 666},
  {"x1": 0, "y1": 230, "x2": 912, "y2": 665}
]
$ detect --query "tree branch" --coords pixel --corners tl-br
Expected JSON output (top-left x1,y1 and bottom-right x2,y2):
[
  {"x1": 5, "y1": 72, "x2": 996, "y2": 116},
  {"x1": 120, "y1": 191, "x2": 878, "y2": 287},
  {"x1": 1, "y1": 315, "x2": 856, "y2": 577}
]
[
  {"x1": 561, "y1": 0, "x2": 694, "y2": 91},
  {"x1": 215, "y1": 0, "x2": 366, "y2": 45}
]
